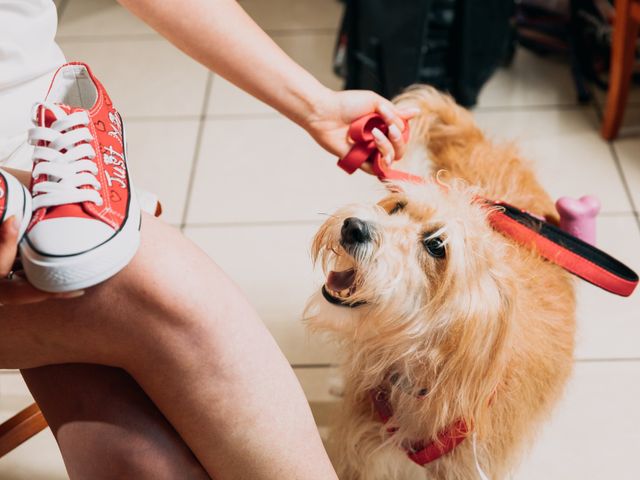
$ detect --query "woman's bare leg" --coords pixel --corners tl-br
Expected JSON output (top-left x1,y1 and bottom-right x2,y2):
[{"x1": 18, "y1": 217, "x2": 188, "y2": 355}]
[
  {"x1": 21, "y1": 364, "x2": 210, "y2": 480},
  {"x1": 0, "y1": 214, "x2": 336, "y2": 480}
]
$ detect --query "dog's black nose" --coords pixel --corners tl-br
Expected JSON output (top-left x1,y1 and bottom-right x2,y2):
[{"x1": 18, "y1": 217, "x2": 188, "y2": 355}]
[{"x1": 341, "y1": 217, "x2": 371, "y2": 245}]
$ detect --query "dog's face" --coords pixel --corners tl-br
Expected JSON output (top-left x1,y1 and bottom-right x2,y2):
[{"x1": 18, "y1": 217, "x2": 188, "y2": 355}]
[
  {"x1": 313, "y1": 180, "x2": 510, "y2": 321},
  {"x1": 309, "y1": 180, "x2": 515, "y2": 402}
]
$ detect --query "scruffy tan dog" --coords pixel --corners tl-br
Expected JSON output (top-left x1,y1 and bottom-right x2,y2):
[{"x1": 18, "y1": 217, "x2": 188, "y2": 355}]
[{"x1": 305, "y1": 86, "x2": 576, "y2": 480}]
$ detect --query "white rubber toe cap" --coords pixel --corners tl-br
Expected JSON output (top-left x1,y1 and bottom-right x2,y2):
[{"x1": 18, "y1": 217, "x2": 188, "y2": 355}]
[{"x1": 26, "y1": 217, "x2": 115, "y2": 257}]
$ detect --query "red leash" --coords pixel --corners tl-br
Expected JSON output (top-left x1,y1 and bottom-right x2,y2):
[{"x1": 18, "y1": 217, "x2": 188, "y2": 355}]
[{"x1": 338, "y1": 113, "x2": 638, "y2": 297}]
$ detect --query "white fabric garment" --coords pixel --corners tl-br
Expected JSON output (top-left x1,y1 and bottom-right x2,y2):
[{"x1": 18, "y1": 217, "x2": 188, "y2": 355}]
[
  {"x1": 0, "y1": 0, "x2": 64, "y2": 89},
  {"x1": 0, "y1": 0, "x2": 65, "y2": 164}
]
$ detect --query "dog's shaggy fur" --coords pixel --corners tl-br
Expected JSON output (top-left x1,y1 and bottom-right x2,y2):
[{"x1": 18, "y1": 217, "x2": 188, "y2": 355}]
[{"x1": 305, "y1": 86, "x2": 576, "y2": 480}]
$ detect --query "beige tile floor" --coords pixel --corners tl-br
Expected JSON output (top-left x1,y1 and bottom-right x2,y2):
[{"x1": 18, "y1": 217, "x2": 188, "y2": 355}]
[{"x1": 2, "y1": 0, "x2": 640, "y2": 478}]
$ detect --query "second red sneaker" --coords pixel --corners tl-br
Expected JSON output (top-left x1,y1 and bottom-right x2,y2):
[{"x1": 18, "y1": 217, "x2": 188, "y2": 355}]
[
  {"x1": 0, "y1": 169, "x2": 32, "y2": 241},
  {"x1": 20, "y1": 62, "x2": 140, "y2": 292}
]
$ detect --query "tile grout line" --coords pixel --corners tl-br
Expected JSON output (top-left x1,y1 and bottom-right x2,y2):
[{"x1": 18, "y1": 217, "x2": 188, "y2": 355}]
[
  {"x1": 267, "y1": 27, "x2": 338, "y2": 37},
  {"x1": 576, "y1": 357, "x2": 640, "y2": 363},
  {"x1": 473, "y1": 103, "x2": 592, "y2": 113},
  {"x1": 206, "y1": 112, "x2": 281, "y2": 120},
  {"x1": 291, "y1": 363, "x2": 334, "y2": 369},
  {"x1": 55, "y1": 28, "x2": 338, "y2": 44},
  {"x1": 591, "y1": 96, "x2": 640, "y2": 231},
  {"x1": 607, "y1": 144, "x2": 640, "y2": 232},
  {"x1": 184, "y1": 219, "x2": 325, "y2": 229},
  {"x1": 57, "y1": 33, "x2": 161, "y2": 42},
  {"x1": 113, "y1": 113, "x2": 279, "y2": 123},
  {"x1": 598, "y1": 210, "x2": 639, "y2": 217},
  {"x1": 289, "y1": 357, "x2": 640, "y2": 370},
  {"x1": 3, "y1": 357, "x2": 637, "y2": 375},
  {"x1": 179, "y1": 72, "x2": 214, "y2": 231},
  {"x1": 125, "y1": 115, "x2": 201, "y2": 122},
  {"x1": 111, "y1": 105, "x2": 640, "y2": 124},
  {"x1": 181, "y1": 211, "x2": 637, "y2": 230},
  {"x1": 123, "y1": 104, "x2": 640, "y2": 124}
]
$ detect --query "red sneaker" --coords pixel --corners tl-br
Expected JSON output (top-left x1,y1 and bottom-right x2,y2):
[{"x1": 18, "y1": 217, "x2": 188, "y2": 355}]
[
  {"x1": 20, "y1": 62, "x2": 140, "y2": 292},
  {"x1": 0, "y1": 170, "x2": 31, "y2": 241}
]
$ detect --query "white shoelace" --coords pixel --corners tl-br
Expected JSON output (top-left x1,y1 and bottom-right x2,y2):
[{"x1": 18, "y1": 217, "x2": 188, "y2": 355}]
[{"x1": 28, "y1": 102, "x2": 103, "y2": 211}]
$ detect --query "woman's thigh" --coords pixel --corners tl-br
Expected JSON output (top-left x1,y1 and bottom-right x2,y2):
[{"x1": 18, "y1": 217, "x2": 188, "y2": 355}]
[
  {"x1": 22, "y1": 363, "x2": 210, "y2": 480},
  {"x1": 0, "y1": 214, "x2": 336, "y2": 479},
  {"x1": 0, "y1": 214, "x2": 199, "y2": 369}
]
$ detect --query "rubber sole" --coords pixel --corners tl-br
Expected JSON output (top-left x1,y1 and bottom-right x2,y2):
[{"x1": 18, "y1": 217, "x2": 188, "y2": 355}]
[{"x1": 20, "y1": 193, "x2": 141, "y2": 293}]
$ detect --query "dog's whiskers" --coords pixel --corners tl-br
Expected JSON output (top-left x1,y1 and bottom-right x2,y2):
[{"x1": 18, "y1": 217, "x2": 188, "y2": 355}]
[{"x1": 317, "y1": 212, "x2": 339, "y2": 219}]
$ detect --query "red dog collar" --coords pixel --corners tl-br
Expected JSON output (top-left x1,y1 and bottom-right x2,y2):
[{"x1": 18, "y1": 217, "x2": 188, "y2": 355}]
[
  {"x1": 371, "y1": 387, "x2": 470, "y2": 466},
  {"x1": 338, "y1": 113, "x2": 638, "y2": 297}
]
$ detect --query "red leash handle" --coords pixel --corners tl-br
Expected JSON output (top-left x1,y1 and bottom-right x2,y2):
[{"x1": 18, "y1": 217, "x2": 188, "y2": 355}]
[{"x1": 338, "y1": 113, "x2": 423, "y2": 183}]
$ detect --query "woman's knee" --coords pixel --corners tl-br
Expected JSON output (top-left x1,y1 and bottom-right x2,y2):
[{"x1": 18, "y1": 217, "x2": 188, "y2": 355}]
[
  {"x1": 94, "y1": 214, "x2": 255, "y2": 368},
  {"x1": 0, "y1": 215, "x2": 247, "y2": 369}
]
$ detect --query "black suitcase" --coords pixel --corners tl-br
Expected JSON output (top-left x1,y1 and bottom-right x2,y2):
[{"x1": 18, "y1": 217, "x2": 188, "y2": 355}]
[{"x1": 335, "y1": 0, "x2": 513, "y2": 106}]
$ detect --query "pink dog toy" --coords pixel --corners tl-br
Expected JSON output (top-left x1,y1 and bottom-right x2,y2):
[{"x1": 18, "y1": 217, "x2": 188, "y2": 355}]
[{"x1": 555, "y1": 195, "x2": 601, "y2": 246}]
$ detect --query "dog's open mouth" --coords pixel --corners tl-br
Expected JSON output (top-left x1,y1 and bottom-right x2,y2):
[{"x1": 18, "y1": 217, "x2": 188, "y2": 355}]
[
  {"x1": 322, "y1": 268, "x2": 365, "y2": 306},
  {"x1": 326, "y1": 268, "x2": 357, "y2": 298}
]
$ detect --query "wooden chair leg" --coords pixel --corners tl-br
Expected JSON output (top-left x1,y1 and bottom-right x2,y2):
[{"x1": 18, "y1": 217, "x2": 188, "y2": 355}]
[
  {"x1": 0, "y1": 403, "x2": 48, "y2": 458},
  {"x1": 602, "y1": 0, "x2": 640, "y2": 140}
]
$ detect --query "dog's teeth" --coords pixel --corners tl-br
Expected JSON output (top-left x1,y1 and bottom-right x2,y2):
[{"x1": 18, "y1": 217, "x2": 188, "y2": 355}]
[{"x1": 326, "y1": 285, "x2": 352, "y2": 299}]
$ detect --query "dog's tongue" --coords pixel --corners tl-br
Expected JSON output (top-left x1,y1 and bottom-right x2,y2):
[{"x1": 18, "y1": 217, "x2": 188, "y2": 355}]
[{"x1": 327, "y1": 269, "x2": 356, "y2": 291}]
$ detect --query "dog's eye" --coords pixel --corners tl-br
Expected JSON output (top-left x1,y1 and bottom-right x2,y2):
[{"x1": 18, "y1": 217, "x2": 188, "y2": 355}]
[
  {"x1": 388, "y1": 201, "x2": 406, "y2": 215},
  {"x1": 423, "y1": 236, "x2": 446, "y2": 258}
]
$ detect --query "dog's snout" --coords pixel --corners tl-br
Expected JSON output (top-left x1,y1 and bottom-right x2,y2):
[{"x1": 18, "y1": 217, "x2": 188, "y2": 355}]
[{"x1": 341, "y1": 217, "x2": 371, "y2": 245}]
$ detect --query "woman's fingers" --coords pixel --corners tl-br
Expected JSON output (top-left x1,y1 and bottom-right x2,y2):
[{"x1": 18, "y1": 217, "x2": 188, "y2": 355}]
[
  {"x1": 0, "y1": 277, "x2": 52, "y2": 305},
  {"x1": 377, "y1": 102, "x2": 405, "y2": 133},
  {"x1": 0, "y1": 217, "x2": 86, "y2": 306},
  {"x1": 387, "y1": 124, "x2": 406, "y2": 160},
  {"x1": 376, "y1": 103, "x2": 421, "y2": 161},
  {"x1": 371, "y1": 127, "x2": 394, "y2": 166},
  {"x1": 398, "y1": 107, "x2": 421, "y2": 120},
  {"x1": 359, "y1": 162, "x2": 374, "y2": 175},
  {"x1": 0, "y1": 273, "x2": 85, "y2": 306},
  {"x1": 0, "y1": 217, "x2": 19, "y2": 277}
]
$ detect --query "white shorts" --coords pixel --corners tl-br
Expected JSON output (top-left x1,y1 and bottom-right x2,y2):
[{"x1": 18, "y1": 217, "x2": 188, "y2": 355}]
[{"x1": 0, "y1": 69, "x2": 56, "y2": 170}]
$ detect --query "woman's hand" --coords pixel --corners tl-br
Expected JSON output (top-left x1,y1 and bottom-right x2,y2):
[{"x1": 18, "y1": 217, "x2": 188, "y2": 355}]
[
  {"x1": 0, "y1": 217, "x2": 83, "y2": 305},
  {"x1": 304, "y1": 90, "x2": 419, "y2": 173}
]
